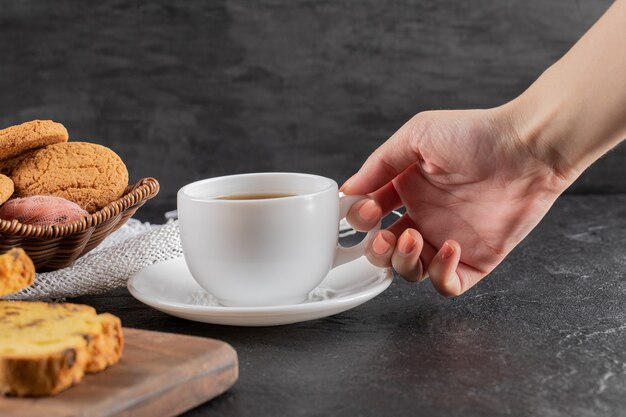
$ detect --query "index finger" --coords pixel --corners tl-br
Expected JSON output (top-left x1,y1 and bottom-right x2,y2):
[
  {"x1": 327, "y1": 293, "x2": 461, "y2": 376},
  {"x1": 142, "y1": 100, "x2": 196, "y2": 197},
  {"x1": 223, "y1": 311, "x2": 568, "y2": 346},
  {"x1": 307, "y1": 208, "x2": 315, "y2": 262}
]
[{"x1": 341, "y1": 120, "x2": 420, "y2": 195}]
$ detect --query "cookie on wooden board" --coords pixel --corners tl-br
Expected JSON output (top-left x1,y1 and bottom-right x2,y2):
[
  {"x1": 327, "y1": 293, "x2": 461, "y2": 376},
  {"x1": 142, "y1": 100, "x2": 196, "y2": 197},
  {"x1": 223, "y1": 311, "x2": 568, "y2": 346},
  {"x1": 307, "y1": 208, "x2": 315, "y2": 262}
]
[
  {"x1": 0, "y1": 248, "x2": 35, "y2": 297},
  {"x1": 0, "y1": 301, "x2": 123, "y2": 396},
  {"x1": 0, "y1": 120, "x2": 68, "y2": 161},
  {"x1": 10, "y1": 142, "x2": 129, "y2": 213}
]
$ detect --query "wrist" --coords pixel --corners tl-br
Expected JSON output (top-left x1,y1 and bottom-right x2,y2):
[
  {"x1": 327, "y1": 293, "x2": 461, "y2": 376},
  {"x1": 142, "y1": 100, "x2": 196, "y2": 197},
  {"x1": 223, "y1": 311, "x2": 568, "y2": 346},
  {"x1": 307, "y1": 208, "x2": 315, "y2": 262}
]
[
  {"x1": 503, "y1": 1, "x2": 626, "y2": 185},
  {"x1": 500, "y1": 65, "x2": 584, "y2": 186}
]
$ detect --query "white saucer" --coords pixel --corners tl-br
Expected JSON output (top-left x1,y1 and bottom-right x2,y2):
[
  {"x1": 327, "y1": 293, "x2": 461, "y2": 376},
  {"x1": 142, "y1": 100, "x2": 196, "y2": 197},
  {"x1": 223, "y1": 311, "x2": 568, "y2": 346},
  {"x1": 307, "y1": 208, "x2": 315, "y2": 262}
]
[{"x1": 128, "y1": 257, "x2": 392, "y2": 326}]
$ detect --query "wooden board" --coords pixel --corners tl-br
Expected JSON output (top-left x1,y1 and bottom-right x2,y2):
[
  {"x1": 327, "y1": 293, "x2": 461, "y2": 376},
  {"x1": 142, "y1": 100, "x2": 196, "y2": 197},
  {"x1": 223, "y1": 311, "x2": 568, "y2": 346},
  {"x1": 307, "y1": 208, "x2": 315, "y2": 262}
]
[{"x1": 0, "y1": 328, "x2": 238, "y2": 417}]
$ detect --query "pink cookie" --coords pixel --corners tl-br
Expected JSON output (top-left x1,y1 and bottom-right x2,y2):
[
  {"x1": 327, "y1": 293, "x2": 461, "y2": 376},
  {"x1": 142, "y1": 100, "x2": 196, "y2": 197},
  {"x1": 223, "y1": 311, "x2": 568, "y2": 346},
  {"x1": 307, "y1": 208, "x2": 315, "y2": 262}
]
[{"x1": 0, "y1": 196, "x2": 89, "y2": 226}]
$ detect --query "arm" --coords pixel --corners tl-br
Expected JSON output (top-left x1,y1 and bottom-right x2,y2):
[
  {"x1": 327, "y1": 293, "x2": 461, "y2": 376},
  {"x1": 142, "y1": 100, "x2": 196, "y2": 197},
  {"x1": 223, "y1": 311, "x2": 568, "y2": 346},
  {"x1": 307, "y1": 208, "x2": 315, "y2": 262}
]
[
  {"x1": 509, "y1": 0, "x2": 626, "y2": 181},
  {"x1": 342, "y1": 0, "x2": 626, "y2": 296}
]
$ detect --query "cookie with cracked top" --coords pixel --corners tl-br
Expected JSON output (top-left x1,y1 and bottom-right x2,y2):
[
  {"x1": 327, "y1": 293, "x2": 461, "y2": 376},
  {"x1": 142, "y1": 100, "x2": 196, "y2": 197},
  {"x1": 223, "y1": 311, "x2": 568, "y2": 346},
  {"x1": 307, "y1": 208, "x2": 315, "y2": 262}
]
[
  {"x1": 10, "y1": 142, "x2": 129, "y2": 213},
  {"x1": 0, "y1": 120, "x2": 68, "y2": 161}
]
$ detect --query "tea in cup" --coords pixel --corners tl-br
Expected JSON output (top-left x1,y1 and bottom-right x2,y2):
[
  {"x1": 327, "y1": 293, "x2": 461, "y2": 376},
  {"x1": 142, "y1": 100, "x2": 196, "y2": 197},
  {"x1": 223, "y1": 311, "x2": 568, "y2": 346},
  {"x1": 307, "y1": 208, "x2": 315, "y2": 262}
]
[{"x1": 177, "y1": 172, "x2": 379, "y2": 307}]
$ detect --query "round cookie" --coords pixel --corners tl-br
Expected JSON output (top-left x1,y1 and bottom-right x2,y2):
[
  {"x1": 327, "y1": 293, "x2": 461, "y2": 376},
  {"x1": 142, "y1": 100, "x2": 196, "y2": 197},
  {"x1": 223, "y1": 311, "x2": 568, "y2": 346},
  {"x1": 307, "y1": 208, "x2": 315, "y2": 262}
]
[
  {"x1": 0, "y1": 248, "x2": 35, "y2": 297},
  {"x1": 10, "y1": 142, "x2": 129, "y2": 213},
  {"x1": 0, "y1": 120, "x2": 68, "y2": 161},
  {"x1": 0, "y1": 174, "x2": 14, "y2": 205},
  {"x1": 0, "y1": 151, "x2": 33, "y2": 177}
]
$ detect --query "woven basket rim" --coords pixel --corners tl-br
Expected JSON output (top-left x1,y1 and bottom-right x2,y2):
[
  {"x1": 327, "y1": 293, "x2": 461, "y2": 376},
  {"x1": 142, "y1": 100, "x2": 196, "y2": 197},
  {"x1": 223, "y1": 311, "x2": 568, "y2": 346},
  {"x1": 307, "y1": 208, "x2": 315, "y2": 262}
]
[{"x1": 0, "y1": 177, "x2": 160, "y2": 238}]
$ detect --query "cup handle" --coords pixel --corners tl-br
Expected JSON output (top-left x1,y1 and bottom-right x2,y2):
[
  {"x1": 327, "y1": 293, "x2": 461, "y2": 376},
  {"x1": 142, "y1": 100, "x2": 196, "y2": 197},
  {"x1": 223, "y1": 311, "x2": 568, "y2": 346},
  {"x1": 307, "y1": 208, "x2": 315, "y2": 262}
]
[{"x1": 332, "y1": 194, "x2": 382, "y2": 268}]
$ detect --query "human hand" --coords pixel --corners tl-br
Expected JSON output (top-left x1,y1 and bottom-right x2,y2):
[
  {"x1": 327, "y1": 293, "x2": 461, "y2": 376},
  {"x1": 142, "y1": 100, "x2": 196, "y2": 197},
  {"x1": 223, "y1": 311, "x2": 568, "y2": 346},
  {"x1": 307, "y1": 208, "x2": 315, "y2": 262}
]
[
  {"x1": 343, "y1": 0, "x2": 626, "y2": 296},
  {"x1": 341, "y1": 106, "x2": 571, "y2": 296}
]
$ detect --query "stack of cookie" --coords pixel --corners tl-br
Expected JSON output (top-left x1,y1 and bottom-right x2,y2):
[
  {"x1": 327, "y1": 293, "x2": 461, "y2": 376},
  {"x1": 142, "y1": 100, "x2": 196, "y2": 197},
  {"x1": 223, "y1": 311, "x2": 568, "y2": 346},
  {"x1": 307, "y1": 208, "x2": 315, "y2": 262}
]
[
  {"x1": 0, "y1": 120, "x2": 132, "y2": 295},
  {"x1": 0, "y1": 120, "x2": 127, "y2": 397},
  {"x1": 0, "y1": 120, "x2": 134, "y2": 296},
  {"x1": 0, "y1": 120, "x2": 129, "y2": 224}
]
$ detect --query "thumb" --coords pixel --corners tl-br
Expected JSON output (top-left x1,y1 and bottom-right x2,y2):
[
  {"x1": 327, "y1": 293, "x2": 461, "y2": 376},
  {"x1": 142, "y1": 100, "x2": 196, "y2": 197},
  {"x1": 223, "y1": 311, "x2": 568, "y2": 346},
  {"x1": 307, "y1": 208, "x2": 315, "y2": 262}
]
[{"x1": 341, "y1": 118, "x2": 421, "y2": 195}]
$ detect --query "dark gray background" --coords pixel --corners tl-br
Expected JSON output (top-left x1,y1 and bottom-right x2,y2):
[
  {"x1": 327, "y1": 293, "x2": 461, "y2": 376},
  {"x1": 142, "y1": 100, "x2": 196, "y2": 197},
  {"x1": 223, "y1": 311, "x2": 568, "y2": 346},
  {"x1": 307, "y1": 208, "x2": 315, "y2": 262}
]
[{"x1": 0, "y1": 0, "x2": 622, "y2": 222}]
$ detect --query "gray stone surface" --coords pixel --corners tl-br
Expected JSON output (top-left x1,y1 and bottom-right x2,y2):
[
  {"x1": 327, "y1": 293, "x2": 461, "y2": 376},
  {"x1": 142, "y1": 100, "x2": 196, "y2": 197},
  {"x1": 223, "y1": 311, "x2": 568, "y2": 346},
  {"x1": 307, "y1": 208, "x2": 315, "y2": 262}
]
[
  {"x1": 72, "y1": 194, "x2": 626, "y2": 416},
  {"x1": 1, "y1": 0, "x2": 624, "y2": 223},
  {"x1": 3, "y1": 1, "x2": 626, "y2": 414}
]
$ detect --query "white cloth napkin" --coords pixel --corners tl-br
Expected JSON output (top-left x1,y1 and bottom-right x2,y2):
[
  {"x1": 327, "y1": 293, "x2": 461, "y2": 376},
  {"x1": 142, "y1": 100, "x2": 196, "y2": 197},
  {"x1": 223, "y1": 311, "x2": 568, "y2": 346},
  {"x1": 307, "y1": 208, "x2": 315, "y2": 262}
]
[{"x1": 4, "y1": 219, "x2": 182, "y2": 301}]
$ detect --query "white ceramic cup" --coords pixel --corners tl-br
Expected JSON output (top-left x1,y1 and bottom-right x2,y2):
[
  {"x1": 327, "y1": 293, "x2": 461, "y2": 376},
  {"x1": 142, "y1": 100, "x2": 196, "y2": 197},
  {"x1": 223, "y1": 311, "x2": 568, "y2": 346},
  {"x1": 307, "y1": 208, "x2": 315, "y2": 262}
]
[{"x1": 177, "y1": 172, "x2": 380, "y2": 307}]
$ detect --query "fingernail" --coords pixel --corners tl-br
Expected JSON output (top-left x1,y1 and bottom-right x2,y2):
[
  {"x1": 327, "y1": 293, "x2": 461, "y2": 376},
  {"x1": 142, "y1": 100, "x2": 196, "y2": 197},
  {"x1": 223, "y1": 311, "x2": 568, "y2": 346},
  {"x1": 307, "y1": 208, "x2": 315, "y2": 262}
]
[
  {"x1": 397, "y1": 230, "x2": 416, "y2": 254},
  {"x1": 358, "y1": 200, "x2": 380, "y2": 222},
  {"x1": 440, "y1": 241, "x2": 454, "y2": 260},
  {"x1": 372, "y1": 234, "x2": 391, "y2": 255},
  {"x1": 339, "y1": 176, "x2": 354, "y2": 192}
]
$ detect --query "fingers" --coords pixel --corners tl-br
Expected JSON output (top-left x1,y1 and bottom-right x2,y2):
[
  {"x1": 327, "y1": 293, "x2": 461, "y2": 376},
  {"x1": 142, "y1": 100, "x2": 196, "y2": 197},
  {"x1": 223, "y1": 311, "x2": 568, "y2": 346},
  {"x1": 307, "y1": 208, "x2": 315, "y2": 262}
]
[
  {"x1": 427, "y1": 241, "x2": 462, "y2": 296},
  {"x1": 341, "y1": 122, "x2": 419, "y2": 195},
  {"x1": 365, "y1": 230, "x2": 397, "y2": 268},
  {"x1": 369, "y1": 181, "x2": 402, "y2": 216},
  {"x1": 345, "y1": 182, "x2": 402, "y2": 232},
  {"x1": 427, "y1": 240, "x2": 485, "y2": 297},
  {"x1": 346, "y1": 199, "x2": 382, "y2": 232},
  {"x1": 385, "y1": 214, "x2": 438, "y2": 263},
  {"x1": 386, "y1": 213, "x2": 416, "y2": 237},
  {"x1": 364, "y1": 230, "x2": 487, "y2": 297},
  {"x1": 365, "y1": 227, "x2": 428, "y2": 283},
  {"x1": 391, "y1": 230, "x2": 425, "y2": 282}
]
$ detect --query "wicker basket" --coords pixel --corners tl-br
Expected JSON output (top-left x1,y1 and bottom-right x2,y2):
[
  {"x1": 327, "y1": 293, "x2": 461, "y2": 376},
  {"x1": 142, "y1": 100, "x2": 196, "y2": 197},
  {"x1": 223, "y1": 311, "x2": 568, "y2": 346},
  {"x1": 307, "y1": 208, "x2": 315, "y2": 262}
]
[{"x1": 0, "y1": 177, "x2": 160, "y2": 271}]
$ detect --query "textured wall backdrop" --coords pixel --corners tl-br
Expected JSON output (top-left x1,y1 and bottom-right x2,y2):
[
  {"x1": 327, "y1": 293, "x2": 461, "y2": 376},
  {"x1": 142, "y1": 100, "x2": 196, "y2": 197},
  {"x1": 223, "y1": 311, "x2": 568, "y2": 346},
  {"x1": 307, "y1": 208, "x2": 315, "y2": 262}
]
[{"x1": 0, "y1": 0, "x2": 621, "y2": 222}]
